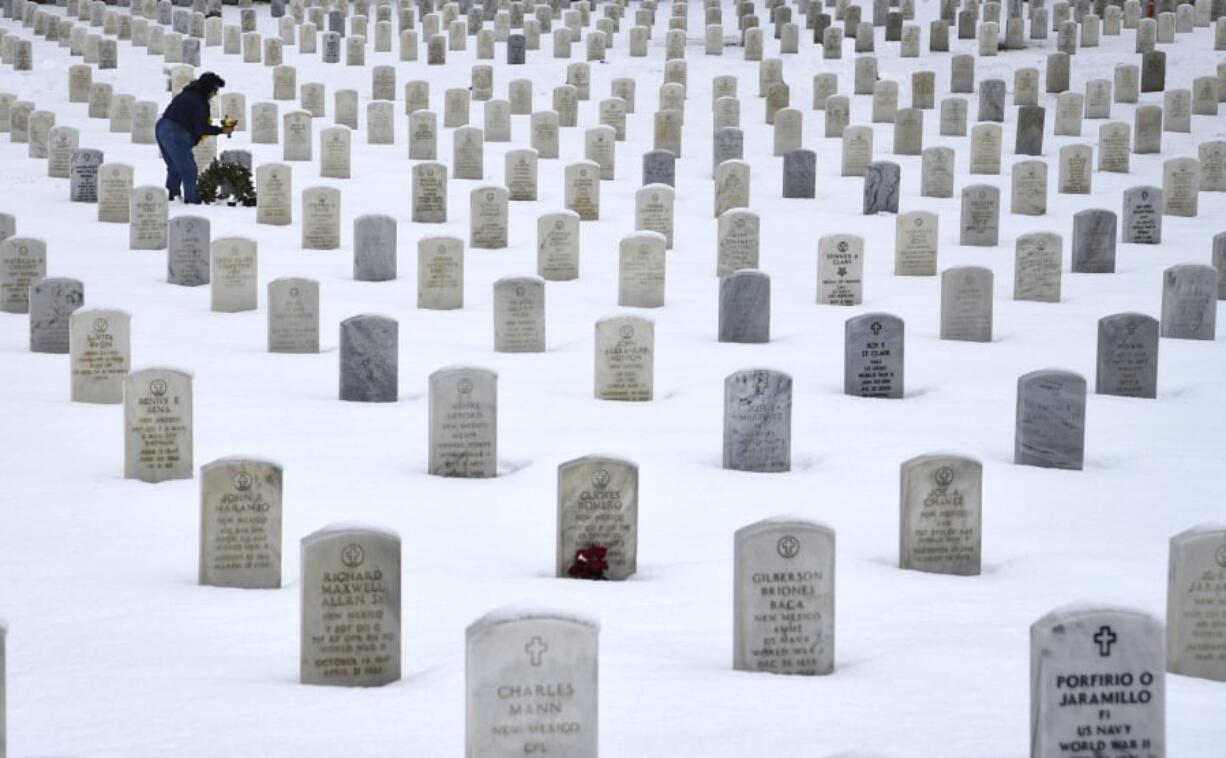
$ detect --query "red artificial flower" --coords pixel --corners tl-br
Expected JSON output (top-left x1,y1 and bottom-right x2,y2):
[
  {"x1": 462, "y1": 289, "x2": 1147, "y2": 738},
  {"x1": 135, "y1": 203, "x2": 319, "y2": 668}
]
[{"x1": 568, "y1": 546, "x2": 610, "y2": 580}]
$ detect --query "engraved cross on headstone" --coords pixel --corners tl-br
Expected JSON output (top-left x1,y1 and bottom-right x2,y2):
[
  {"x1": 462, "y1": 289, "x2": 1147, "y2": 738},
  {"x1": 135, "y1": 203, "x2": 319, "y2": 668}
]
[
  {"x1": 525, "y1": 635, "x2": 548, "y2": 666},
  {"x1": 870, "y1": 321, "x2": 883, "y2": 336},
  {"x1": 1094, "y1": 625, "x2": 1117, "y2": 656}
]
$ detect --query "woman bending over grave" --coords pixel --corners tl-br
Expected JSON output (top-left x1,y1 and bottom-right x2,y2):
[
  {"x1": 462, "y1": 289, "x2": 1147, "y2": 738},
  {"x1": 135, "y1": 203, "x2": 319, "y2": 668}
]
[{"x1": 156, "y1": 72, "x2": 234, "y2": 204}]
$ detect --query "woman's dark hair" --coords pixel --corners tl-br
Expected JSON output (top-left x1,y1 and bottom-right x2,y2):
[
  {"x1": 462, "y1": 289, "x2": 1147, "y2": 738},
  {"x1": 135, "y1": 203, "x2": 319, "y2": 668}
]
[{"x1": 196, "y1": 72, "x2": 226, "y2": 94}]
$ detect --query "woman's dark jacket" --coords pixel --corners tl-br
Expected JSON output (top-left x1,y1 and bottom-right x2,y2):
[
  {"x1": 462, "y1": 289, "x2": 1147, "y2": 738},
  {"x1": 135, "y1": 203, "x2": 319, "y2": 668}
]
[{"x1": 160, "y1": 81, "x2": 222, "y2": 141}]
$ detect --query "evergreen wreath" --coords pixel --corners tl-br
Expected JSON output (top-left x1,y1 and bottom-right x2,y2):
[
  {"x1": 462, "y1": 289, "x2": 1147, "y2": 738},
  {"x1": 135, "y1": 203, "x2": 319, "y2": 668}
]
[{"x1": 197, "y1": 159, "x2": 256, "y2": 206}]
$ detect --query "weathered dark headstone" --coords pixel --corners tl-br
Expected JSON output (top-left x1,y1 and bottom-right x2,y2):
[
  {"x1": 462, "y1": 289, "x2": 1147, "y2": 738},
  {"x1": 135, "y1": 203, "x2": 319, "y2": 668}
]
[
  {"x1": 1096, "y1": 313, "x2": 1159, "y2": 398},
  {"x1": 723, "y1": 369, "x2": 792, "y2": 472},
  {"x1": 718, "y1": 270, "x2": 771, "y2": 343},
  {"x1": 339, "y1": 314, "x2": 398, "y2": 402},
  {"x1": 1014, "y1": 369, "x2": 1086, "y2": 470}
]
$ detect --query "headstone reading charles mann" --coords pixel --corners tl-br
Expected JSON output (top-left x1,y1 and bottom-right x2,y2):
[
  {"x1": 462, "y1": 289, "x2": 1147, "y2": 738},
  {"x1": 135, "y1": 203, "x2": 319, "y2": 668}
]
[
  {"x1": 300, "y1": 524, "x2": 401, "y2": 686},
  {"x1": 199, "y1": 457, "x2": 282, "y2": 589},
  {"x1": 1030, "y1": 605, "x2": 1165, "y2": 758},
  {"x1": 734, "y1": 518, "x2": 835, "y2": 675},
  {"x1": 465, "y1": 609, "x2": 599, "y2": 758},
  {"x1": 556, "y1": 456, "x2": 638, "y2": 580}
]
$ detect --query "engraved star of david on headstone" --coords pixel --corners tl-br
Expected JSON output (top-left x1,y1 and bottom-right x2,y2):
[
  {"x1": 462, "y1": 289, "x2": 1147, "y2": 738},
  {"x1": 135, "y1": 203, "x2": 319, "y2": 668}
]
[
  {"x1": 1094, "y1": 626, "x2": 1117, "y2": 657},
  {"x1": 525, "y1": 636, "x2": 548, "y2": 666}
]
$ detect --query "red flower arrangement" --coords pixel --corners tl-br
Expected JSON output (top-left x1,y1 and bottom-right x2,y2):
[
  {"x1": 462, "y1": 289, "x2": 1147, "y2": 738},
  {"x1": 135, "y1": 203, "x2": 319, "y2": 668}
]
[{"x1": 568, "y1": 546, "x2": 609, "y2": 580}]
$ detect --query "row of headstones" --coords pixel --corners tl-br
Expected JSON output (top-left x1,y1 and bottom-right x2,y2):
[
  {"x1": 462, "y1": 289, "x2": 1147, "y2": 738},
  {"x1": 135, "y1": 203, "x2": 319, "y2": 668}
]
[
  {"x1": 0, "y1": 530, "x2": 1221, "y2": 756},
  {"x1": 186, "y1": 452, "x2": 1226, "y2": 686},
  {"x1": 39, "y1": 313, "x2": 1172, "y2": 484}
]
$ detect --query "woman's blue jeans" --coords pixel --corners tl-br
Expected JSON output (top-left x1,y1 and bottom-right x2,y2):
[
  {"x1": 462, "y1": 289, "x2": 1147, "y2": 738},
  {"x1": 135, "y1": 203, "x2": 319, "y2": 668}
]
[{"x1": 155, "y1": 119, "x2": 199, "y2": 204}]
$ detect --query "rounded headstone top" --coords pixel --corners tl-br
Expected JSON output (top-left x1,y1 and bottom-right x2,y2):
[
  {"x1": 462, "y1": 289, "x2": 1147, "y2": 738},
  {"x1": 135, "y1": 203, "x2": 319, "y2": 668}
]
[
  {"x1": 340, "y1": 312, "x2": 396, "y2": 326},
  {"x1": 128, "y1": 364, "x2": 194, "y2": 378},
  {"x1": 467, "y1": 604, "x2": 600, "y2": 633},
  {"x1": 900, "y1": 451, "x2": 981, "y2": 467},
  {"x1": 202, "y1": 455, "x2": 283, "y2": 471},
  {"x1": 559, "y1": 454, "x2": 636, "y2": 471},
  {"x1": 735, "y1": 516, "x2": 835, "y2": 540},
  {"x1": 1017, "y1": 368, "x2": 1085, "y2": 384},
  {"x1": 1032, "y1": 603, "x2": 1161, "y2": 629},
  {"x1": 429, "y1": 365, "x2": 498, "y2": 380},
  {"x1": 596, "y1": 312, "x2": 654, "y2": 326},
  {"x1": 1171, "y1": 523, "x2": 1226, "y2": 540},
  {"x1": 300, "y1": 522, "x2": 401, "y2": 545}
]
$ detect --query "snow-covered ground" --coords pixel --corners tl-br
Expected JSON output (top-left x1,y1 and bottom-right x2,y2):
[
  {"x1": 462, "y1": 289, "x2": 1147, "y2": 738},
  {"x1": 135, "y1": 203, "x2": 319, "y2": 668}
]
[{"x1": 1, "y1": 0, "x2": 1224, "y2": 755}]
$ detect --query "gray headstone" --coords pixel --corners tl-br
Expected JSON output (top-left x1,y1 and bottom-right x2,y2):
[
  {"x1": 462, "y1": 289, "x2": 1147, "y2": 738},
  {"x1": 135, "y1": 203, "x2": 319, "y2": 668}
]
[
  {"x1": 719, "y1": 270, "x2": 771, "y2": 343},
  {"x1": 465, "y1": 609, "x2": 598, "y2": 757},
  {"x1": 199, "y1": 457, "x2": 282, "y2": 588},
  {"x1": 123, "y1": 367, "x2": 193, "y2": 482},
  {"x1": 168, "y1": 215, "x2": 210, "y2": 286},
  {"x1": 1013, "y1": 232, "x2": 1063, "y2": 303},
  {"x1": 1167, "y1": 526, "x2": 1226, "y2": 681},
  {"x1": 1072, "y1": 209, "x2": 1118, "y2": 273},
  {"x1": 0, "y1": 237, "x2": 47, "y2": 314},
  {"x1": 899, "y1": 454, "x2": 982, "y2": 575},
  {"x1": 940, "y1": 266, "x2": 993, "y2": 341},
  {"x1": 268, "y1": 277, "x2": 320, "y2": 353},
  {"x1": 28, "y1": 276, "x2": 84, "y2": 353},
  {"x1": 1122, "y1": 186, "x2": 1163, "y2": 244},
  {"x1": 863, "y1": 161, "x2": 900, "y2": 214},
  {"x1": 845, "y1": 313, "x2": 904, "y2": 398},
  {"x1": 723, "y1": 369, "x2": 792, "y2": 472},
  {"x1": 1141, "y1": 50, "x2": 1165, "y2": 92},
  {"x1": 1215, "y1": 232, "x2": 1226, "y2": 301},
  {"x1": 1015, "y1": 106, "x2": 1045, "y2": 155},
  {"x1": 1014, "y1": 369, "x2": 1086, "y2": 469},
  {"x1": 300, "y1": 525, "x2": 401, "y2": 686},
  {"x1": 68, "y1": 148, "x2": 103, "y2": 202},
  {"x1": 70, "y1": 308, "x2": 130, "y2": 403},
  {"x1": 594, "y1": 315, "x2": 653, "y2": 402},
  {"x1": 354, "y1": 214, "x2": 397, "y2": 282},
  {"x1": 782, "y1": 149, "x2": 816, "y2": 198},
  {"x1": 556, "y1": 456, "x2": 637, "y2": 579},
  {"x1": 493, "y1": 276, "x2": 545, "y2": 353},
  {"x1": 1031, "y1": 606, "x2": 1164, "y2": 757},
  {"x1": 818, "y1": 234, "x2": 865, "y2": 305},
  {"x1": 1096, "y1": 312, "x2": 1159, "y2": 398},
  {"x1": 978, "y1": 79, "x2": 1006, "y2": 122},
  {"x1": 734, "y1": 518, "x2": 835, "y2": 674},
  {"x1": 339, "y1": 314, "x2": 398, "y2": 402},
  {"x1": 959, "y1": 185, "x2": 1000, "y2": 246},
  {"x1": 642, "y1": 149, "x2": 676, "y2": 187},
  {"x1": 428, "y1": 367, "x2": 497, "y2": 477},
  {"x1": 1161, "y1": 264, "x2": 1217, "y2": 340}
]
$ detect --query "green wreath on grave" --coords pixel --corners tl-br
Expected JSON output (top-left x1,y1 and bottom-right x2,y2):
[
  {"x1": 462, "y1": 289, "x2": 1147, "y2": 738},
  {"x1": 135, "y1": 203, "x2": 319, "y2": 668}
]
[{"x1": 197, "y1": 159, "x2": 257, "y2": 206}]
